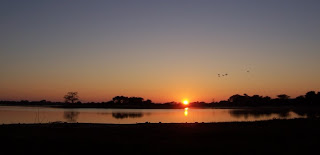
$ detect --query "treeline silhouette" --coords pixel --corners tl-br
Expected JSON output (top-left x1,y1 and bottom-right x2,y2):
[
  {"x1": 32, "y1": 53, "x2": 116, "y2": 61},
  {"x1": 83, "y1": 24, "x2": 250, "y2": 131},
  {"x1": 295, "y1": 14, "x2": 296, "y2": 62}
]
[
  {"x1": 112, "y1": 96, "x2": 152, "y2": 105},
  {"x1": 212, "y1": 91, "x2": 320, "y2": 107},
  {"x1": 0, "y1": 91, "x2": 320, "y2": 108}
]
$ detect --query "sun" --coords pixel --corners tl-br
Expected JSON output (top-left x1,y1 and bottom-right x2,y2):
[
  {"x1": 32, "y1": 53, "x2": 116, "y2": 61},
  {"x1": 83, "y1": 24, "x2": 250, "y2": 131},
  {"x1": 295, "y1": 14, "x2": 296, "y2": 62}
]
[{"x1": 183, "y1": 100, "x2": 189, "y2": 105}]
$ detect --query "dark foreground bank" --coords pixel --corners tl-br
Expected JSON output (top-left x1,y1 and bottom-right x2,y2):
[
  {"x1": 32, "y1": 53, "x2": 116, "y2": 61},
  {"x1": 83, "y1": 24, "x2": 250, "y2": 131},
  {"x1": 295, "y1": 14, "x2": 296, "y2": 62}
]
[{"x1": 1, "y1": 119, "x2": 320, "y2": 155}]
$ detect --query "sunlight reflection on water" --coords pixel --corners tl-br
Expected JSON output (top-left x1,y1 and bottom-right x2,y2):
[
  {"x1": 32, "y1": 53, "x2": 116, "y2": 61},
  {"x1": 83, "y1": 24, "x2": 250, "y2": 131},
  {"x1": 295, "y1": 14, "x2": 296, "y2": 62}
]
[
  {"x1": 0, "y1": 106, "x2": 313, "y2": 124},
  {"x1": 184, "y1": 108, "x2": 188, "y2": 116}
]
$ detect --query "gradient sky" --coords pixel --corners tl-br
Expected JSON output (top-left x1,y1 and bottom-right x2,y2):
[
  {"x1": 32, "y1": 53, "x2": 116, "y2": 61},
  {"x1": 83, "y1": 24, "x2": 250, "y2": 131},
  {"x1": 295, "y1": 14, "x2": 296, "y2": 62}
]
[{"x1": 1, "y1": 0, "x2": 320, "y2": 103}]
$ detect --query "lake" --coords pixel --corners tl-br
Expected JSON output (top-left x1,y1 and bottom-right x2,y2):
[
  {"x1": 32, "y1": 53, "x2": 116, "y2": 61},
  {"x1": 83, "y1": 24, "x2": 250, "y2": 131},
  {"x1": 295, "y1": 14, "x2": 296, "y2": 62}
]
[{"x1": 0, "y1": 106, "x2": 313, "y2": 124}]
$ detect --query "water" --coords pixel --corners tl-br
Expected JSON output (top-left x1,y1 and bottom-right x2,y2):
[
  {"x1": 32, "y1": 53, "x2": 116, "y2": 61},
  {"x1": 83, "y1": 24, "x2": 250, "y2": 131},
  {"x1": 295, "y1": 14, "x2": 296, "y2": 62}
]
[{"x1": 0, "y1": 106, "x2": 310, "y2": 124}]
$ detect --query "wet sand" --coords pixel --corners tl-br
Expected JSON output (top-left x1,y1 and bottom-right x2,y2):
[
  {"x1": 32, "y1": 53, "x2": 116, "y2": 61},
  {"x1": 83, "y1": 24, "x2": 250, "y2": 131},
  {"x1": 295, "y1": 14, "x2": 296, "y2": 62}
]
[{"x1": 1, "y1": 118, "x2": 320, "y2": 155}]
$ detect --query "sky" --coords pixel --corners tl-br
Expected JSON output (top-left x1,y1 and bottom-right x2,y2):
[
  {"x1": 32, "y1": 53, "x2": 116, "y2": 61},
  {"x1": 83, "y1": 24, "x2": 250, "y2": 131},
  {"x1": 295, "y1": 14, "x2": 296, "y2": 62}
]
[{"x1": 1, "y1": 0, "x2": 320, "y2": 103}]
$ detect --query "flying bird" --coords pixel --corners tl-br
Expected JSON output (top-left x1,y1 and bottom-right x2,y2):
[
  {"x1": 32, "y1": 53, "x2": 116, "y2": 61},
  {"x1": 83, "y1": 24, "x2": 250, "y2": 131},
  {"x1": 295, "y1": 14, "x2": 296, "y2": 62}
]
[{"x1": 218, "y1": 73, "x2": 230, "y2": 78}]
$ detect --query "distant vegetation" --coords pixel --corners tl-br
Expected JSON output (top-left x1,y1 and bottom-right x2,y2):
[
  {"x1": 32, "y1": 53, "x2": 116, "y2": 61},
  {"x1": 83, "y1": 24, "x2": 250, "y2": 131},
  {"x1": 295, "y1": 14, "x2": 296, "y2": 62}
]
[
  {"x1": 213, "y1": 91, "x2": 320, "y2": 107},
  {"x1": 1, "y1": 91, "x2": 320, "y2": 108}
]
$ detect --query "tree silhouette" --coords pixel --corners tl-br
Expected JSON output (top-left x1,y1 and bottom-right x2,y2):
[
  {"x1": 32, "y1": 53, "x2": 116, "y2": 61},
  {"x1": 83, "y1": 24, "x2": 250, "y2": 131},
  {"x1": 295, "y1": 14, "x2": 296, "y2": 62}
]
[
  {"x1": 64, "y1": 92, "x2": 79, "y2": 103},
  {"x1": 277, "y1": 94, "x2": 290, "y2": 100},
  {"x1": 128, "y1": 97, "x2": 143, "y2": 104},
  {"x1": 228, "y1": 94, "x2": 242, "y2": 103},
  {"x1": 112, "y1": 96, "x2": 148, "y2": 105},
  {"x1": 113, "y1": 96, "x2": 129, "y2": 104},
  {"x1": 305, "y1": 91, "x2": 316, "y2": 104},
  {"x1": 144, "y1": 99, "x2": 152, "y2": 105}
]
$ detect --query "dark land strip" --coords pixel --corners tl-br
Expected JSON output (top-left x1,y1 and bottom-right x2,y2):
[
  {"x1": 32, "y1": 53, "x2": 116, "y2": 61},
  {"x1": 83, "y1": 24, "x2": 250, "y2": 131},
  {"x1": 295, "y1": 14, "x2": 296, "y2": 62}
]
[{"x1": 1, "y1": 118, "x2": 320, "y2": 154}]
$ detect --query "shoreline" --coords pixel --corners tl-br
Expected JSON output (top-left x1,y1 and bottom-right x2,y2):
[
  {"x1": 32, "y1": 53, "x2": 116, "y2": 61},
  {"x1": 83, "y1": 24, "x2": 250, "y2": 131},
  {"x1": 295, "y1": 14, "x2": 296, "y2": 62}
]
[
  {"x1": 2, "y1": 103, "x2": 320, "y2": 110},
  {"x1": 1, "y1": 118, "x2": 320, "y2": 154},
  {"x1": 0, "y1": 117, "x2": 317, "y2": 126}
]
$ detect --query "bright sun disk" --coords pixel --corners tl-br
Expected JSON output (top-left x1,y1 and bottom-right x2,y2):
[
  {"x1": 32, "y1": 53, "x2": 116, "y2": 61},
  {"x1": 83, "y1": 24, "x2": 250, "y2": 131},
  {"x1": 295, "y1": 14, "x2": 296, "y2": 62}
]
[{"x1": 183, "y1": 100, "x2": 189, "y2": 105}]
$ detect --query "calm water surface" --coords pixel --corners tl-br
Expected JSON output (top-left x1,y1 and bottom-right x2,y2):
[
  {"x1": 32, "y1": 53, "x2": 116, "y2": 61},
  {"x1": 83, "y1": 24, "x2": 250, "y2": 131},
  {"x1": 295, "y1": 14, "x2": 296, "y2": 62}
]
[{"x1": 0, "y1": 106, "x2": 307, "y2": 124}]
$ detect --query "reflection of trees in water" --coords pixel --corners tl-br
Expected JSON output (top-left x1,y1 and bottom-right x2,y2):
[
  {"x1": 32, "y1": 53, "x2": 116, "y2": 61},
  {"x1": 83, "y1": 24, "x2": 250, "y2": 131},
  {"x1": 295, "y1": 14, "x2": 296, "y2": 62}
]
[
  {"x1": 230, "y1": 109, "x2": 320, "y2": 119},
  {"x1": 229, "y1": 109, "x2": 291, "y2": 119},
  {"x1": 64, "y1": 111, "x2": 80, "y2": 122},
  {"x1": 292, "y1": 110, "x2": 320, "y2": 118},
  {"x1": 112, "y1": 112, "x2": 143, "y2": 119}
]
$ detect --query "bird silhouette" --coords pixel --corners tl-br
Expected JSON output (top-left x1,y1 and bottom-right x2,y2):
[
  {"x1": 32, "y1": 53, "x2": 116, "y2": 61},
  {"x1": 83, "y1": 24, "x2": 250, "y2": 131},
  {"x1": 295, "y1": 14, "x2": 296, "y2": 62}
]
[{"x1": 218, "y1": 73, "x2": 229, "y2": 78}]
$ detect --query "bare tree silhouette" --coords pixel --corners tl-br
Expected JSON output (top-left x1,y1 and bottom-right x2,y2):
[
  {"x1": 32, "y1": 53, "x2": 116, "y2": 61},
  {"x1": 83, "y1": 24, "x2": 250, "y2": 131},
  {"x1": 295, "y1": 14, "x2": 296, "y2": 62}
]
[{"x1": 64, "y1": 92, "x2": 79, "y2": 103}]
